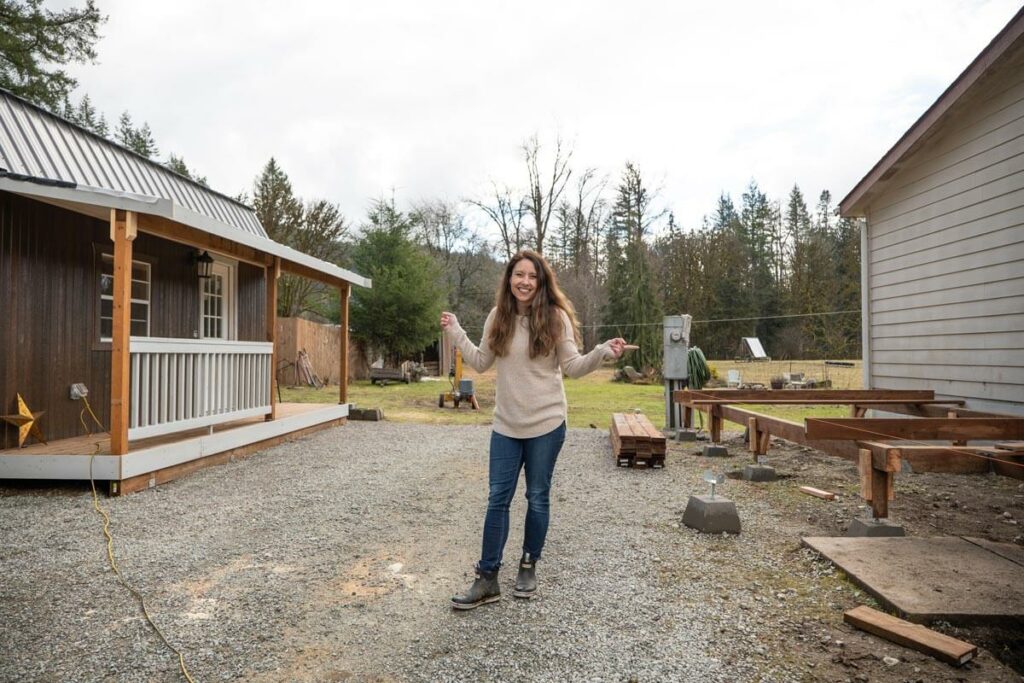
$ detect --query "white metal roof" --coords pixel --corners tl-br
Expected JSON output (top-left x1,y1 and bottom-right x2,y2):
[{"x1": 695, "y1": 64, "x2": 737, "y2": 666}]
[{"x1": 0, "y1": 88, "x2": 370, "y2": 288}]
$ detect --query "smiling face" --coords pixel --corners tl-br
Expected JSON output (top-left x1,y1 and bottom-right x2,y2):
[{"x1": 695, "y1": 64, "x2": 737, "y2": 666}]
[{"x1": 509, "y1": 257, "x2": 539, "y2": 312}]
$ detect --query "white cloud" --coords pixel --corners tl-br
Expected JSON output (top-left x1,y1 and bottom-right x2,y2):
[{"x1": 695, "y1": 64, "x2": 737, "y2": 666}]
[{"x1": 73, "y1": 0, "x2": 1021, "y2": 235}]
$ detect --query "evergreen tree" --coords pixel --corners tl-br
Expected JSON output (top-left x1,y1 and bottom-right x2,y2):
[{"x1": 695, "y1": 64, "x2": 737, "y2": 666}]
[
  {"x1": 0, "y1": 0, "x2": 104, "y2": 110},
  {"x1": 165, "y1": 154, "x2": 207, "y2": 185},
  {"x1": 710, "y1": 193, "x2": 741, "y2": 233},
  {"x1": 77, "y1": 94, "x2": 107, "y2": 136},
  {"x1": 252, "y1": 158, "x2": 303, "y2": 246},
  {"x1": 115, "y1": 111, "x2": 158, "y2": 158},
  {"x1": 739, "y1": 180, "x2": 783, "y2": 349},
  {"x1": 783, "y1": 184, "x2": 816, "y2": 356},
  {"x1": 815, "y1": 189, "x2": 835, "y2": 234},
  {"x1": 602, "y1": 163, "x2": 663, "y2": 371},
  {"x1": 60, "y1": 93, "x2": 107, "y2": 136},
  {"x1": 349, "y1": 199, "x2": 445, "y2": 364}
]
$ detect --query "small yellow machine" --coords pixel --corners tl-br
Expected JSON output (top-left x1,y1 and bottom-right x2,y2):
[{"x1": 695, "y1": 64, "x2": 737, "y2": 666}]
[{"x1": 439, "y1": 348, "x2": 479, "y2": 409}]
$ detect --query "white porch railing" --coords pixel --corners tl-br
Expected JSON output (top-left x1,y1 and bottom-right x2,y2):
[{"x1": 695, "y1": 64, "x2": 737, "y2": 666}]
[{"x1": 128, "y1": 337, "x2": 273, "y2": 440}]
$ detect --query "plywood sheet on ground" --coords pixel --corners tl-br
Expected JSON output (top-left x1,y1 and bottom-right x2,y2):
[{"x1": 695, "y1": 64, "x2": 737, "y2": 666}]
[{"x1": 802, "y1": 536, "x2": 1024, "y2": 625}]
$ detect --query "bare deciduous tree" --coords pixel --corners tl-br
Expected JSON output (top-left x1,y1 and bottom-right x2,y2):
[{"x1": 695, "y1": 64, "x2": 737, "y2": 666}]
[
  {"x1": 522, "y1": 133, "x2": 573, "y2": 255},
  {"x1": 468, "y1": 182, "x2": 527, "y2": 261}
]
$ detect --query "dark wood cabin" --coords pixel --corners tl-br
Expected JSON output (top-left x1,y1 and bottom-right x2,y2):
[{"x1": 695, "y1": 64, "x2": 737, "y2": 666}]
[{"x1": 0, "y1": 88, "x2": 370, "y2": 493}]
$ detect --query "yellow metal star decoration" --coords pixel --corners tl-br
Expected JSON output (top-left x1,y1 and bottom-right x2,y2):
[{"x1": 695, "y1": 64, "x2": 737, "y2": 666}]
[{"x1": 2, "y1": 393, "x2": 47, "y2": 448}]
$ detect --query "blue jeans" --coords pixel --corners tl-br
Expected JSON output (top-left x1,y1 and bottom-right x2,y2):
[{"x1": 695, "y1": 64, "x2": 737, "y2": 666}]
[{"x1": 478, "y1": 422, "x2": 566, "y2": 572}]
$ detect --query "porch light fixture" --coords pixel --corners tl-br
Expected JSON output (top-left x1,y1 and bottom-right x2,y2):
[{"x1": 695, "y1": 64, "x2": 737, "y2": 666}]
[{"x1": 192, "y1": 250, "x2": 214, "y2": 279}]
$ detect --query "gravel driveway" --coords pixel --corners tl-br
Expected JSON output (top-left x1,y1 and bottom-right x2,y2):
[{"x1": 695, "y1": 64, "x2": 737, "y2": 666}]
[{"x1": 2, "y1": 422, "x2": 1020, "y2": 682}]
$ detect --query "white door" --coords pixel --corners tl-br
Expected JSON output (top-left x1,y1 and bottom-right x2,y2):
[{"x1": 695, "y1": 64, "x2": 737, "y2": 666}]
[{"x1": 201, "y1": 262, "x2": 236, "y2": 339}]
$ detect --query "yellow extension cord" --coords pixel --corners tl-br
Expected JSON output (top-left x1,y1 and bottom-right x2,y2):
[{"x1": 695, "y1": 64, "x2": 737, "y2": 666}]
[{"x1": 79, "y1": 397, "x2": 197, "y2": 683}]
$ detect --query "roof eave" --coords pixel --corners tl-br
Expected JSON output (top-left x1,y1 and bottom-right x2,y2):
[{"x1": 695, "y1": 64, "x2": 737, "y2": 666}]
[
  {"x1": 839, "y1": 6, "x2": 1024, "y2": 217},
  {"x1": 0, "y1": 178, "x2": 371, "y2": 289}
]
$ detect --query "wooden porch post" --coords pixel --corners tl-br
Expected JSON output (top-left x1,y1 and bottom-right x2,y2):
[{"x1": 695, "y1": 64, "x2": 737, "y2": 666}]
[
  {"x1": 110, "y1": 209, "x2": 137, "y2": 455},
  {"x1": 266, "y1": 257, "x2": 279, "y2": 421},
  {"x1": 339, "y1": 283, "x2": 349, "y2": 405}
]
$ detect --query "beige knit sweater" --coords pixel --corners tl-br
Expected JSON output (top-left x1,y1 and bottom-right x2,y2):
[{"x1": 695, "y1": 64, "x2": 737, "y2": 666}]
[{"x1": 445, "y1": 307, "x2": 613, "y2": 438}]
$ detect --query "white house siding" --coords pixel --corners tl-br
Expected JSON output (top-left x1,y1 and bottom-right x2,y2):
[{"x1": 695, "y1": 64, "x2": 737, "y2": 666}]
[{"x1": 864, "y1": 62, "x2": 1024, "y2": 416}]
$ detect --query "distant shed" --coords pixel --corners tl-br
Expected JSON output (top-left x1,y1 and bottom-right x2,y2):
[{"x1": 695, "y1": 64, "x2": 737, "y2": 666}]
[
  {"x1": 839, "y1": 7, "x2": 1024, "y2": 416},
  {"x1": 737, "y1": 337, "x2": 771, "y2": 362}
]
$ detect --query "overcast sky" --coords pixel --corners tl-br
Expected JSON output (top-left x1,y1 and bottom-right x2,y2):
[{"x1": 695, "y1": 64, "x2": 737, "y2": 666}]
[{"x1": 70, "y1": 0, "x2": 1020, "y2": 238}]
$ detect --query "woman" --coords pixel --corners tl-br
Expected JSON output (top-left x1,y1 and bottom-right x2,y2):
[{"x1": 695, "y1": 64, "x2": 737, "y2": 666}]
[{"x1": 442, "y1": 250, "x2": 627, "y2": 609}]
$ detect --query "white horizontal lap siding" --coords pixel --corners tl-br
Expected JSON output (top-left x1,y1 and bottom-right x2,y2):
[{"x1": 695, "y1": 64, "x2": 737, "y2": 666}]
[{"x1": 865, "y1": 70, "x2": 1024, "y2": 414}]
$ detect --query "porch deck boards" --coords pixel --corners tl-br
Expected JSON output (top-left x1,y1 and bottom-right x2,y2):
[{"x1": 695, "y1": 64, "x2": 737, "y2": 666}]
[{"x1": 1, "y1": 403, "x2": 326, "y2": 457}]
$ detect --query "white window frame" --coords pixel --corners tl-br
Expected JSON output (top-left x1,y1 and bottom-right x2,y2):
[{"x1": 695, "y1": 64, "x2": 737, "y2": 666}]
[
  {"x1": 199, "y1": 257, "x2": 237, "y2": 340},
  {"x1": 100, "y1": 253, "x2": 151, "y2": 342}
]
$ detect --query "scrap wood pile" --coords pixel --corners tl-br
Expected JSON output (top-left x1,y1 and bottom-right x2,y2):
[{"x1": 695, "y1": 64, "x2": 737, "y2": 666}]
[
  {"x1": 610, "y1": 413, "x2": 666, "y2": 468},
  {"x1": 295, "y1": 349, "x2": 324, "y2": 388}
]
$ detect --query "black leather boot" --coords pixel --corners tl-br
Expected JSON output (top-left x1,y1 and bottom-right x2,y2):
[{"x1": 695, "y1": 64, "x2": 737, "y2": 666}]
[
  {"x1": 451, "y1": 567, "x2": 501, "y2": 610},
  {"x1": 513, "y1": 553, "x2": 537, "y2": 599}
]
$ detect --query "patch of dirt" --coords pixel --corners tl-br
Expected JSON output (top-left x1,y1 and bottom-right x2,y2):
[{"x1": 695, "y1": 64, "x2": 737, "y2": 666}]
[{"x1": 697, "y1": 429, "x2": 1024, "y2": 681}]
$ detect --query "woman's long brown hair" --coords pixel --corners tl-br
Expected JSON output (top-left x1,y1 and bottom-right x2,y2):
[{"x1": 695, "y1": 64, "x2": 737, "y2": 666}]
[{"x1": 487, "y1": 250, "x2": 582, "y2": 358}]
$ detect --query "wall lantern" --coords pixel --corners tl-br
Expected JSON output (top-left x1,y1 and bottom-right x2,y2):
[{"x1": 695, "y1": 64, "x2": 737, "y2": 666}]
[{"x1": 192, "y1": 250, "x2": 214, "y2": 279}]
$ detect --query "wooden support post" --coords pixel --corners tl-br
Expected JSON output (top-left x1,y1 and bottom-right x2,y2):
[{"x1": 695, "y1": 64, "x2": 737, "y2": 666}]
[
  {"x1": 109, "y1": 209, "x2": 137, "y2": 456},
  {"x1": 265, "y1": 257, "x2": 279, "y2": 421},
  {"x1": 858, "y1": 449, "x2": 873, "y2": 501},
  {"x1": 710, "y1": 406, "x2": 722, "y2": 443},
  {"x1": 949, "y1": 411, "x2": 967, "y2": 446},
  {"x1": 850, "y1": 404, "x2": 867, "y2": 418},
  {"x1": 339, "y1": 283, "x2": 349, "y2": 405},
  {"x1": 872, "y1": 458, "x2": 897, "y2": 524},
  {"x1": 870, "y1": 467, "x2": 889, "y2": 519},
  {"x1": 748, "y1": 417, "x2": 770, "y2": 460},
  {"x1": 683, "y1": 405, "x2": 692, "y2": 429}
]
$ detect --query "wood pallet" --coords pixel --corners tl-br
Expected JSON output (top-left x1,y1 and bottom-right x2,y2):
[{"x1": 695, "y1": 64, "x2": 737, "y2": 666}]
[{"x1": 610, "y1": 413, "x2": 666, "y2": 469}]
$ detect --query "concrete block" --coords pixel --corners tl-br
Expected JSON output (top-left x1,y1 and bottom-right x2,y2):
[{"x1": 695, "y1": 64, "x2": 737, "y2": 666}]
[
  {"x1": 349, "y1": 407, "x2": 384, "y2": 421},
  {"x1": 682, "y1": 495, "x2": 741, "y2": 534},
  {"x1": 675, "y1": 429, "x2": 697, "y2": 442},
  {"x1": 742, "y1": 464, "x2": 776, "y2": 482},
  {"x1": 703, "y1": 444, "x2": 729, "y2": 457},
  {"x1": 846, "y1": 517, "x2": 906, "y2": 537}
]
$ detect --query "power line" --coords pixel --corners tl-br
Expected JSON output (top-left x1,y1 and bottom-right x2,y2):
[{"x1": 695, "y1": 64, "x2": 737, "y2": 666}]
[{"x1": 455, "y1": 309, "x2": 860, "y2": 333}]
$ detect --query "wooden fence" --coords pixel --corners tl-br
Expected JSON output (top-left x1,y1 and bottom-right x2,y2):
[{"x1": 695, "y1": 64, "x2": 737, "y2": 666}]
[{"x1": 275, "y1": 317, "x2": 367, "y2": 386}]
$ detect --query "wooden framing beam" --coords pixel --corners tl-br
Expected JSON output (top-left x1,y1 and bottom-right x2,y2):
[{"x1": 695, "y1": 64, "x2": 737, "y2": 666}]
[
  {"x1": 339, "y1": 283, "x2": 349, "y2": 405},
  {"x1": 265, "y1": 257, "x2": 279, "y2": 421},
  {"x1": 137, "y1": 214, "x2": 351, "y2": 289},
  {"x1": 871, "y1": 403, "x2": 1007, "y2": 419},
  {"x1": 806, "y1": 418, "x2": 1024, "y2": 442},
  {"x1": 675, "y1": 389, "x2": 935, "y2": 402},
  {"x1": 279, "y1": 258, "x2": 346, "y2": 288},
  {"x1": 857, "y1": 442, "x2": 993, "y2": 474},
  {"x1": 677, "y1": 395, "x2": 1007, "y2": 474},
  {"x1": 686, "y1": 401, "x2": 862, "y2": 461},
  {"x1": 689, "y1": 399, "x2": 964, "y2": 406},
  {"x1": 856, "y1": 442, "x2": 902, "y2": 472},
  {"x1": 137, "y1": 213, "x2": 269, "y2": 267},
  {"x1": 110, "y1": 209, "x2": 137, "y2": 456}
]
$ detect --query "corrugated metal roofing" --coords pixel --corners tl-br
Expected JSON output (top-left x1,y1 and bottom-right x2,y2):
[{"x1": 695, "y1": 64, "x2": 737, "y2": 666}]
[{"x1": 0, "y1": 88, "x2": 267, "y2": 239}]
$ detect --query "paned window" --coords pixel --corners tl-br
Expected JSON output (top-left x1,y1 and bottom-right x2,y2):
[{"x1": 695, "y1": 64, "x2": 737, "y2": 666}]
[
  {"x1": 200, "y1": 261, "x2": 235, "y2": 340},
  {"x1": 100, "y1": 254, "x2": 150, "y2": 341}
]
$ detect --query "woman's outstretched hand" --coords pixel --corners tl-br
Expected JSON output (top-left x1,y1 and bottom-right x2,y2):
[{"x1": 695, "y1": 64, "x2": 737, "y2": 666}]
[
  {"x1": 440, "y1": 312, "x2": 458, "y2": 330},
  {"x1": 606, "y1": 337, "x2": 629, "y2": 359}
]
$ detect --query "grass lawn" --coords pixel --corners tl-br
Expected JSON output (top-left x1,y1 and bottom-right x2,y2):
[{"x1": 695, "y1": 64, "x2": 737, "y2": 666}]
[{"x1": 281, "y1": 361, "x2": 858, "y2": 430}]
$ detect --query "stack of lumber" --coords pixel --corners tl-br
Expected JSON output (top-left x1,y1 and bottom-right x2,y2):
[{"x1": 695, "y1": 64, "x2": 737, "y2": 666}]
[
  {"x1": 296, "y1": 349, "x2": 324, "y2": 388},
  {"x1": 610, "y1": 413, "x2": 666, "y2": 469}
]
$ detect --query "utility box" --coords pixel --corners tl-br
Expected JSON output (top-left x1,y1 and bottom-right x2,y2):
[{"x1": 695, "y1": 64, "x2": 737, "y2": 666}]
[
  {"x1": 663, "y1": 314, "x2": 693, "y2": 432},
  {"x1": 663, "y1": 315, "x2": 692, "y2": 380}
]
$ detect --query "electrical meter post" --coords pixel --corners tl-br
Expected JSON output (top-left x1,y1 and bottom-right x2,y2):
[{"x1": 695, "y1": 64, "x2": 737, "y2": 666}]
[{"x1": 663, "y1": 315, "x2": 692, "y2": 432}]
